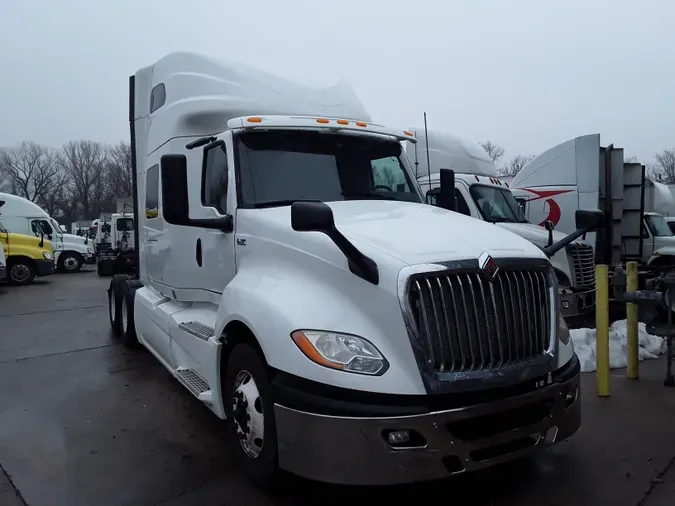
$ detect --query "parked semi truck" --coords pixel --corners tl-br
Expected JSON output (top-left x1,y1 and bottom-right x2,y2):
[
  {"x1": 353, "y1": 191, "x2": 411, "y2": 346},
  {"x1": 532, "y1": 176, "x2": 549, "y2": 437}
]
[
  {"x1": 0, "y1": 217, "x2": 54, "y2": 285},
  {"x1": 0, "y1": 193, "x2": 95, "y2": 272},
  {"x1": 97, "y1": 212, "x2": 136, "y2": 276},
  {"x1": 106, "y1": 51, "x2": 602, "y2": 489},
  {"x1": 408, "y1": 129, "x2": 596, "y2": 321},
  {"x1": 511, "y1": 134, "x2": 675, "y2": 275},
  {"x1": 0, "y1": 237, "x2": 6, "y2": 281}
]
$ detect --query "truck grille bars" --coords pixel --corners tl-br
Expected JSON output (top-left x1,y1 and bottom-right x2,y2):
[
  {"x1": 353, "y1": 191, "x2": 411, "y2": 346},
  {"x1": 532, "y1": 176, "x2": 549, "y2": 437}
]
[
  {"x1": 568, "y1": 243, "x2": 595, "y2": 289},
  {"x1": 405, "y1": 261, "x2": 554, "y2": 374}
]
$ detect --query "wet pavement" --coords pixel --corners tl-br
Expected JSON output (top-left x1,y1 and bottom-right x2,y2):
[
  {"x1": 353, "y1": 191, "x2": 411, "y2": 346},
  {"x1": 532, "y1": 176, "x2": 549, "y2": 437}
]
[{"x1": 0, "y1": 271, "x2": 674, "y2": 506}]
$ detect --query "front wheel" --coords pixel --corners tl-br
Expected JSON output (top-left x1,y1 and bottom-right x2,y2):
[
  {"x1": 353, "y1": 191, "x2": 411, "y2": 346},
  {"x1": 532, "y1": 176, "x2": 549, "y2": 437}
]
[
  {"x1": 224, "y1": 344, "x2": 281, "y2": 490},
  {"x1": 59, "y1": 252, "x2": 83, "y2": 273},
  {"x1": 7, "y1": 259, "x2": 35, "y2": 285}
]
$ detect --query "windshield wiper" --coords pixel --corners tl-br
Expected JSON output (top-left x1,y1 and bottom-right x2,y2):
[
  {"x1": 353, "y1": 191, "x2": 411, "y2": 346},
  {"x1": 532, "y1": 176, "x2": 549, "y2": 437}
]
[
  {"x1": 253, "y1": 199, "x2": 322, "y2": 209},
  {"x1": 342, "y1": 192, "x2": 397, "y2": 201}
]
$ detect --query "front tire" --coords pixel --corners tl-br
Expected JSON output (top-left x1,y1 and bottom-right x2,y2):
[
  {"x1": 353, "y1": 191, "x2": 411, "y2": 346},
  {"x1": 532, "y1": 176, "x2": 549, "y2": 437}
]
[
  {"x1": 7, "y1": 259, "x2": 36, "y2": 285},
  {"x1": 59, "y1": 252, "x2": 83, "y2": 273},
  {"x1": 224, "y1": 344, "x2": 281, "y2": 490}
]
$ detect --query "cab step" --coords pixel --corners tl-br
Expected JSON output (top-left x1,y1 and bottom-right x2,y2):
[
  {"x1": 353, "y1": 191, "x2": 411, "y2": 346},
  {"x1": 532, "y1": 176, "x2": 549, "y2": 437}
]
[
  {"x1": 178, "y1": 321, "x2": 215, "y2": 341},
  {"x1": 175, "y1": 368, "x2": 213, "y2": 405}
]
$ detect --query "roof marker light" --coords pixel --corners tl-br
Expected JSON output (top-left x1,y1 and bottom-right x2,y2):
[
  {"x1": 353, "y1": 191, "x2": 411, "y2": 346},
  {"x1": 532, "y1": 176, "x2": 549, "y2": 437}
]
[
  {"x1": 247, "y1": 117, "x2": 262, "y2": 123},
  {"x1": 316, "y1": 118, "x2": 330, "y2": 124},
  {"x1": 403, "y1": 130, "x2": 414, "y2": 136},
  {"x1": 355, "y1": 121, "x2": 367, "y2": 127},
  {"x1": 337, "y1": 119, "x2": 349, "y2": 125}
]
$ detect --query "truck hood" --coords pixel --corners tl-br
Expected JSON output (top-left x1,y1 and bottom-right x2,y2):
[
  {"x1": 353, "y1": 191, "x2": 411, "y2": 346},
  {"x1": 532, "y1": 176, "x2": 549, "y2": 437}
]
[
  {"x1": 495, "y1": 221, "x2": 587, "y2": 248},
  {"x1": 241, "y1": 201, "x2": 547, "y2": 270},
  {"x1": 62, "y1": 233, "x2": 86, "y2": 244}
]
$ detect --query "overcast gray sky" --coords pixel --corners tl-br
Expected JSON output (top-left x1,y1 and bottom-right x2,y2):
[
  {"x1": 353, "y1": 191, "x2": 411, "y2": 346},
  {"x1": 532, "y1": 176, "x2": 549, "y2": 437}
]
[{"x1": 1, "y1": 0, "x2": 673, "y2": 162}]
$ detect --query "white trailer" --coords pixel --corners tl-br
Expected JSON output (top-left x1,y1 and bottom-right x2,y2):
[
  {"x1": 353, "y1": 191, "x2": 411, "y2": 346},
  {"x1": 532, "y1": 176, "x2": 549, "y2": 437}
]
[{"x1": 106, "y1": 51, "x2": 600, "y2": 489}]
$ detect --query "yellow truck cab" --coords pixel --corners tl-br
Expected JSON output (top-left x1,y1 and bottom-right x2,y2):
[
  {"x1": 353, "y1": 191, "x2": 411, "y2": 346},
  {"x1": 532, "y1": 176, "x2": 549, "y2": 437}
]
[{"x1": 0, "y1": 218, "x2": 54, "y2": 285}]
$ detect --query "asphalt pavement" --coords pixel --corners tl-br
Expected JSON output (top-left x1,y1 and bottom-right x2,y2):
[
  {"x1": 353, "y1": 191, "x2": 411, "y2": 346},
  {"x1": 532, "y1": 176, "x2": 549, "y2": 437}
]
[{"x1": 1, "y1": 271, "x2": 674, "y2": 506}]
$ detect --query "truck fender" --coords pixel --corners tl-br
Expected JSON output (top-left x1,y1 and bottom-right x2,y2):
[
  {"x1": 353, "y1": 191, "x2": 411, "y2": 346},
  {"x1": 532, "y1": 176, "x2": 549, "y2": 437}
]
[{"x1": 213, "y1": 266, "x2": 427, "y2": 395}]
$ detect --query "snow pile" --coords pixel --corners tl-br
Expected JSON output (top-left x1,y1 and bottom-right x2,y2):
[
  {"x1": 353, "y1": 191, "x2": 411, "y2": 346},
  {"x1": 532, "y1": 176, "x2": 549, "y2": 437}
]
[{"x1": 571, "y1": 319, "x2": 667, "y2": 373}]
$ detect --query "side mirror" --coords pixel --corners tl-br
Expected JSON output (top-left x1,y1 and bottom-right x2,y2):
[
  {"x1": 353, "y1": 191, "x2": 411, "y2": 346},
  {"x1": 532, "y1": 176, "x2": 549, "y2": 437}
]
[
  {"x1": 160, "y1": 154, "x2": 190, "y2": 226},
  {"x1": 541, "y1": 209, "x2": 604, "y2": 257},
  {"x1": 544, "y1": 220, "x2": 554, "y2": 248},
  {"x1": 291, "y1": 201, "x2": 335, "y2": 233},
  {"x1": 439, "y1": 169, "x2": 456, "y2": 212},
  {"x1": 291, "y1": 201, "x2": 379, "y2": 285},
  {"x1": 575, "y1": 209, "x2": 604, "y2": 232}
]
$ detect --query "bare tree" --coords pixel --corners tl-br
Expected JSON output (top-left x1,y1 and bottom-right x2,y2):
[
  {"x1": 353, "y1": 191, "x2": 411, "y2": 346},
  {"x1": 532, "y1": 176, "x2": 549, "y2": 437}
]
[
  {"x1": 105, "y1": 142, "x2": 133, "y2": 199},
  {"x1": 654, "y1": 148, "x2": 675, "y2": 183},
  {"x1": 0, "y1": 141, "x2": 61, "y2": 203},
  {"x1": 625, "y1": 156, "x2": 639, "y2": 163},
  {"x1": 59, "y1": 140, "x2": 108, "y2": 220},
  {"x1": 500, "y1": 154, "x2": 536, "y2": 177},
  {"x1": 479, "y1": 141, "x2": 505, "y2": 165}
]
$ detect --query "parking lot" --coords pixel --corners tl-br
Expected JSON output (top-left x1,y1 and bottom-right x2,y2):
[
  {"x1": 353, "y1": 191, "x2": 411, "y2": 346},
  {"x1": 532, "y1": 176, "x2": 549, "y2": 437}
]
[{"x1": 1, "y1": 271, "x2": 675, "y2": 506}]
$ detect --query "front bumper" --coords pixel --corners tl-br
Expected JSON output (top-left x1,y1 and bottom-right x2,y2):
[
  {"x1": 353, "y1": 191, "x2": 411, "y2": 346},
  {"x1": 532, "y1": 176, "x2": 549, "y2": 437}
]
[
  {"x1": 274, "y1": 355, "x2": 581, "y2": 486},
  {"x1": 35, "y1": 259, "x2": 55, "y2": 277},
  {"x1": 560, "y1": 288, "x2": 595, "y2": 318},
  {"x1": 84, "y1": 253, "x2": 96, "y2": 264}
]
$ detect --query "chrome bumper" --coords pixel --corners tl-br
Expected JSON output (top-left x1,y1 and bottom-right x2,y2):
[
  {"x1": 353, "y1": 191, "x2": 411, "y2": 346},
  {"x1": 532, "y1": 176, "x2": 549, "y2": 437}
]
[{"x1": 274, "y1": 357, "x2": 581, "y2": 486}]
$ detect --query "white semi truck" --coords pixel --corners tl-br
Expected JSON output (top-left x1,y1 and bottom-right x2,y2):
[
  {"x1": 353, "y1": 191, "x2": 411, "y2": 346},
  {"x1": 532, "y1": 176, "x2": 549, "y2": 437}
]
[
  {"x1": 0, "y1": 193, "x2": 95, "y2": 272},
  {"x1": 106, "y1": 51, "x2": 602, "y2": 489},
  {"x1": 511, "y1": 134, "x2": 675, "y2": 274},
  {"x1": 97, "y1": 212, "x2": 136, "y2": 276},
  {"x1": 408, "y1": 129, "x2": 596, "y2": 321}
]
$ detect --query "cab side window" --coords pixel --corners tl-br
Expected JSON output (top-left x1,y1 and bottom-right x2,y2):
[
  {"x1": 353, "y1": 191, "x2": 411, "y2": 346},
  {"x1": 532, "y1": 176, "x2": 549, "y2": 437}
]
[
  {"x1": 202, "y1": 144, "x2": 229, "y2": 214},
  {"x1": 31, "y1": 220, "x2": 53, "y2": 236},
  {"x1": 425, "y1": 188, "x2": 471, "y2": 216},
  {"x1": 145, "y1": 164, "x2": 159, "y2": 219}
]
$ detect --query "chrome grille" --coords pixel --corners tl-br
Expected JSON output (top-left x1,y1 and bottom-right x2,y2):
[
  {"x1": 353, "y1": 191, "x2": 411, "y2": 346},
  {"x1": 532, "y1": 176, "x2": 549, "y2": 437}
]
[
  {"x1": 568, "y1": 244, "x2": 595, "y2": 289},
  {"x1": 407, "y1": 267, "x2": 552, "y2": 373}
]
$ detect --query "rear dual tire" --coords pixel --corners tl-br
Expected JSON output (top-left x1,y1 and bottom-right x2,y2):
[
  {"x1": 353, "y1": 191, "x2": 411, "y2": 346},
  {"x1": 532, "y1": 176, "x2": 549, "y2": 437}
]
[{"x1": 108, "y1": 275, "x2": 141, "y2": 347}]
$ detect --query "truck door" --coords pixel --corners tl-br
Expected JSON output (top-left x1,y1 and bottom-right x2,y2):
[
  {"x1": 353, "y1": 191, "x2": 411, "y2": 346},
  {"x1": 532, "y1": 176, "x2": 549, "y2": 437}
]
[
  {"x1": 197, "y1": 140, "x2": 237, "y2": 294},
  {"x1": 425, "y1": 187, "x2": 472, "y2": 216}
]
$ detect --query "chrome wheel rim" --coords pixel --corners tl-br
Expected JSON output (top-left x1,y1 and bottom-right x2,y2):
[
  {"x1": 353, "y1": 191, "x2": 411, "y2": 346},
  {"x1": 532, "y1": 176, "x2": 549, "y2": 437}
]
[
  {"x1": 63, "y1": 256, "x2": 79, "y2": 271},
  {"x1": 232, "y1": 370, "x2": 264, "y2": 458}
]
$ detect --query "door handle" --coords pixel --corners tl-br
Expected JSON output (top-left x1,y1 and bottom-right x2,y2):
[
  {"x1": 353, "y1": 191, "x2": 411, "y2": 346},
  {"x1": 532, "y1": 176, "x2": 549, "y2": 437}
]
[{"x1": 196, "y1": 238, "x2": 202, "y2": 267}]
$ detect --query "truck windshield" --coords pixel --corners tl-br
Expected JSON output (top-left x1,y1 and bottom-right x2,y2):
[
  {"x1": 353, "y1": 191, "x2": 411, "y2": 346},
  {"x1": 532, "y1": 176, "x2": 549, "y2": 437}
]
[
  {"x1": 470, "y1": 185, "x2": 528, "y2": 223},
  {"x1": 236, "y1": 131, "x2": 423, "y2": 208},
  {"x1": 49, "y1": 218, "x2": 63, "y2": 236},
  {"x1": 116, "y1": 218, "x2": 134, "y2": 232},
  {"x1": 645, "y1": 215, "x2": 673, "y2": 237}
]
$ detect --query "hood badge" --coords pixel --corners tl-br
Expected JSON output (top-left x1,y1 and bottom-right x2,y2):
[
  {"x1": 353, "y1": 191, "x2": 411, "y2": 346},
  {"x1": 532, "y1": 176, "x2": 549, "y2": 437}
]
[{"x1": 479, "y1": 251, "x2": 499, "y2": 281}]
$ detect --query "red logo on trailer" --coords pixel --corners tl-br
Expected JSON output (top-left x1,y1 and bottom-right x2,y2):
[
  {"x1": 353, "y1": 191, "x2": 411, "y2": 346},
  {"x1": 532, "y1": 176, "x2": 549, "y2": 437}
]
[{"x1": 520, "y1": 188, "x2": 573, "y2": 227}]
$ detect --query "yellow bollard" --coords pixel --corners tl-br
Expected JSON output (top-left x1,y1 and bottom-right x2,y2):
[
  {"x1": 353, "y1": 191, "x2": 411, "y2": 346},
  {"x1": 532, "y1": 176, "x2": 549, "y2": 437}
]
[
  {"x1": 596, "y1": 264, "x2": 610, "y2": 397},
  {"x1": 626, "y1": 261, "x2": 639, "y2": 379}
]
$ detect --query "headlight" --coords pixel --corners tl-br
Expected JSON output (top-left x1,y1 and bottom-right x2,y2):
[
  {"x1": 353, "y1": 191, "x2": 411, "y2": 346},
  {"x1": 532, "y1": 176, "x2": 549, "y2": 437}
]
[
  {"x1": 290, "y1": 330, "x2": 389, "y2": 376},
  {"x1": 42, "y1": 251, "x2": 53, "y2": 261},
  {"x1": 558, "y1": 315, "x2": 571, "y2": 345}
]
